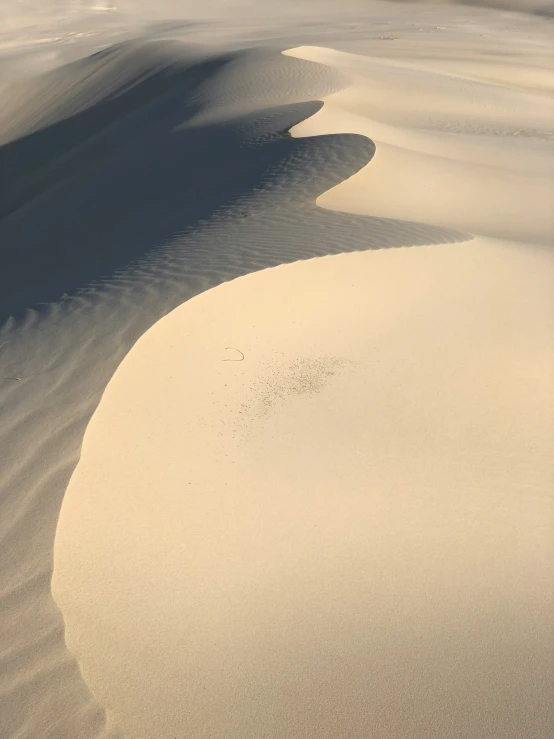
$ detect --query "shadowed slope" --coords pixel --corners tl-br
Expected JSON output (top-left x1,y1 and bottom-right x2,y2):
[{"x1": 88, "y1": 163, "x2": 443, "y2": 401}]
[{"x1": 0, "y1": 42, "x2": 331, "y2": 319}]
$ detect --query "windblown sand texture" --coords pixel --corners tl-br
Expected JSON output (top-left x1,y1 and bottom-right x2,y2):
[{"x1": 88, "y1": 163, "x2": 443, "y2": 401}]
[{"x1": 0, "y1": 2, "x2": 553, "y2": 738}]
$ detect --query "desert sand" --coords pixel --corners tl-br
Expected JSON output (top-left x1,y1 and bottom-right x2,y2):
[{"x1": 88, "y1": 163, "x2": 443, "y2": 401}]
[{"x1": 1, "y1": 2, "x2": 553, "y2": 738}]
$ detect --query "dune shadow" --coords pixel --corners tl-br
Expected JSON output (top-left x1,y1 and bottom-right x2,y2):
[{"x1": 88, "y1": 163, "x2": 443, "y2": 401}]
[
  {"x1": 0, "y1": 39, "x2": 466, "y2": 325},
  {"x1": 0, "y1": 44, "x2": 315, "y2": 320}
]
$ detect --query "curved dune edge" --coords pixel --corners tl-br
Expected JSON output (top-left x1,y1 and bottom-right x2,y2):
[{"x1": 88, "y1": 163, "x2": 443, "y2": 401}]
[
  {"x1": 1, "y1": 38, "x2": 472, "y2": 739},
  {"x1": 51, "y1": 38, "x2": 554, "y2": 739},
  {"x1": 284, "y1": 46, "x2": 554, "y2": 245},
  {"x1": 53, "y1": 235, "x2": 554, "y2": 739}
]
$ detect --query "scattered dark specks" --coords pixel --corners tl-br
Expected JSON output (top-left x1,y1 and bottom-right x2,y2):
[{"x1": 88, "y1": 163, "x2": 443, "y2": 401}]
[{"x1": 248, "y1": 355, "x2": 351, "y2": 420}]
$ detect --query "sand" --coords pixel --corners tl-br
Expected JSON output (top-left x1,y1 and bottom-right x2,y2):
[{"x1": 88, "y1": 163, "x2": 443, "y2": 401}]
[
  {"x1": 1, "y1": 2, "x2": 553, "y2": 738},
  {"x1": 53, "y1": 238, "x2": 554, "y2": 739}
]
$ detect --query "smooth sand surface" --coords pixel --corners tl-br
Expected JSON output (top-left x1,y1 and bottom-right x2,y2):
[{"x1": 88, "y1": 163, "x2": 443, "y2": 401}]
[
  {"x1": 54, "y1": 239, "x2": 554, "y2": 739},
  {"x1": 1, "y1": 2, "x2": 554, "y2": 738}
]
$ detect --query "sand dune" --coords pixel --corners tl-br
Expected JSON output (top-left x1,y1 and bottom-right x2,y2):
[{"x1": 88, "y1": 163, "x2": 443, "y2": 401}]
[
  {"x1": 0, "y1": 37, "x2": 463, "y2": 739},
  {"x1": 1, "y1": 3, "x2": 554, "y2": 739},
  {"x1": 53, "y1": 238, "x2": 554, "y2": 739}
]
